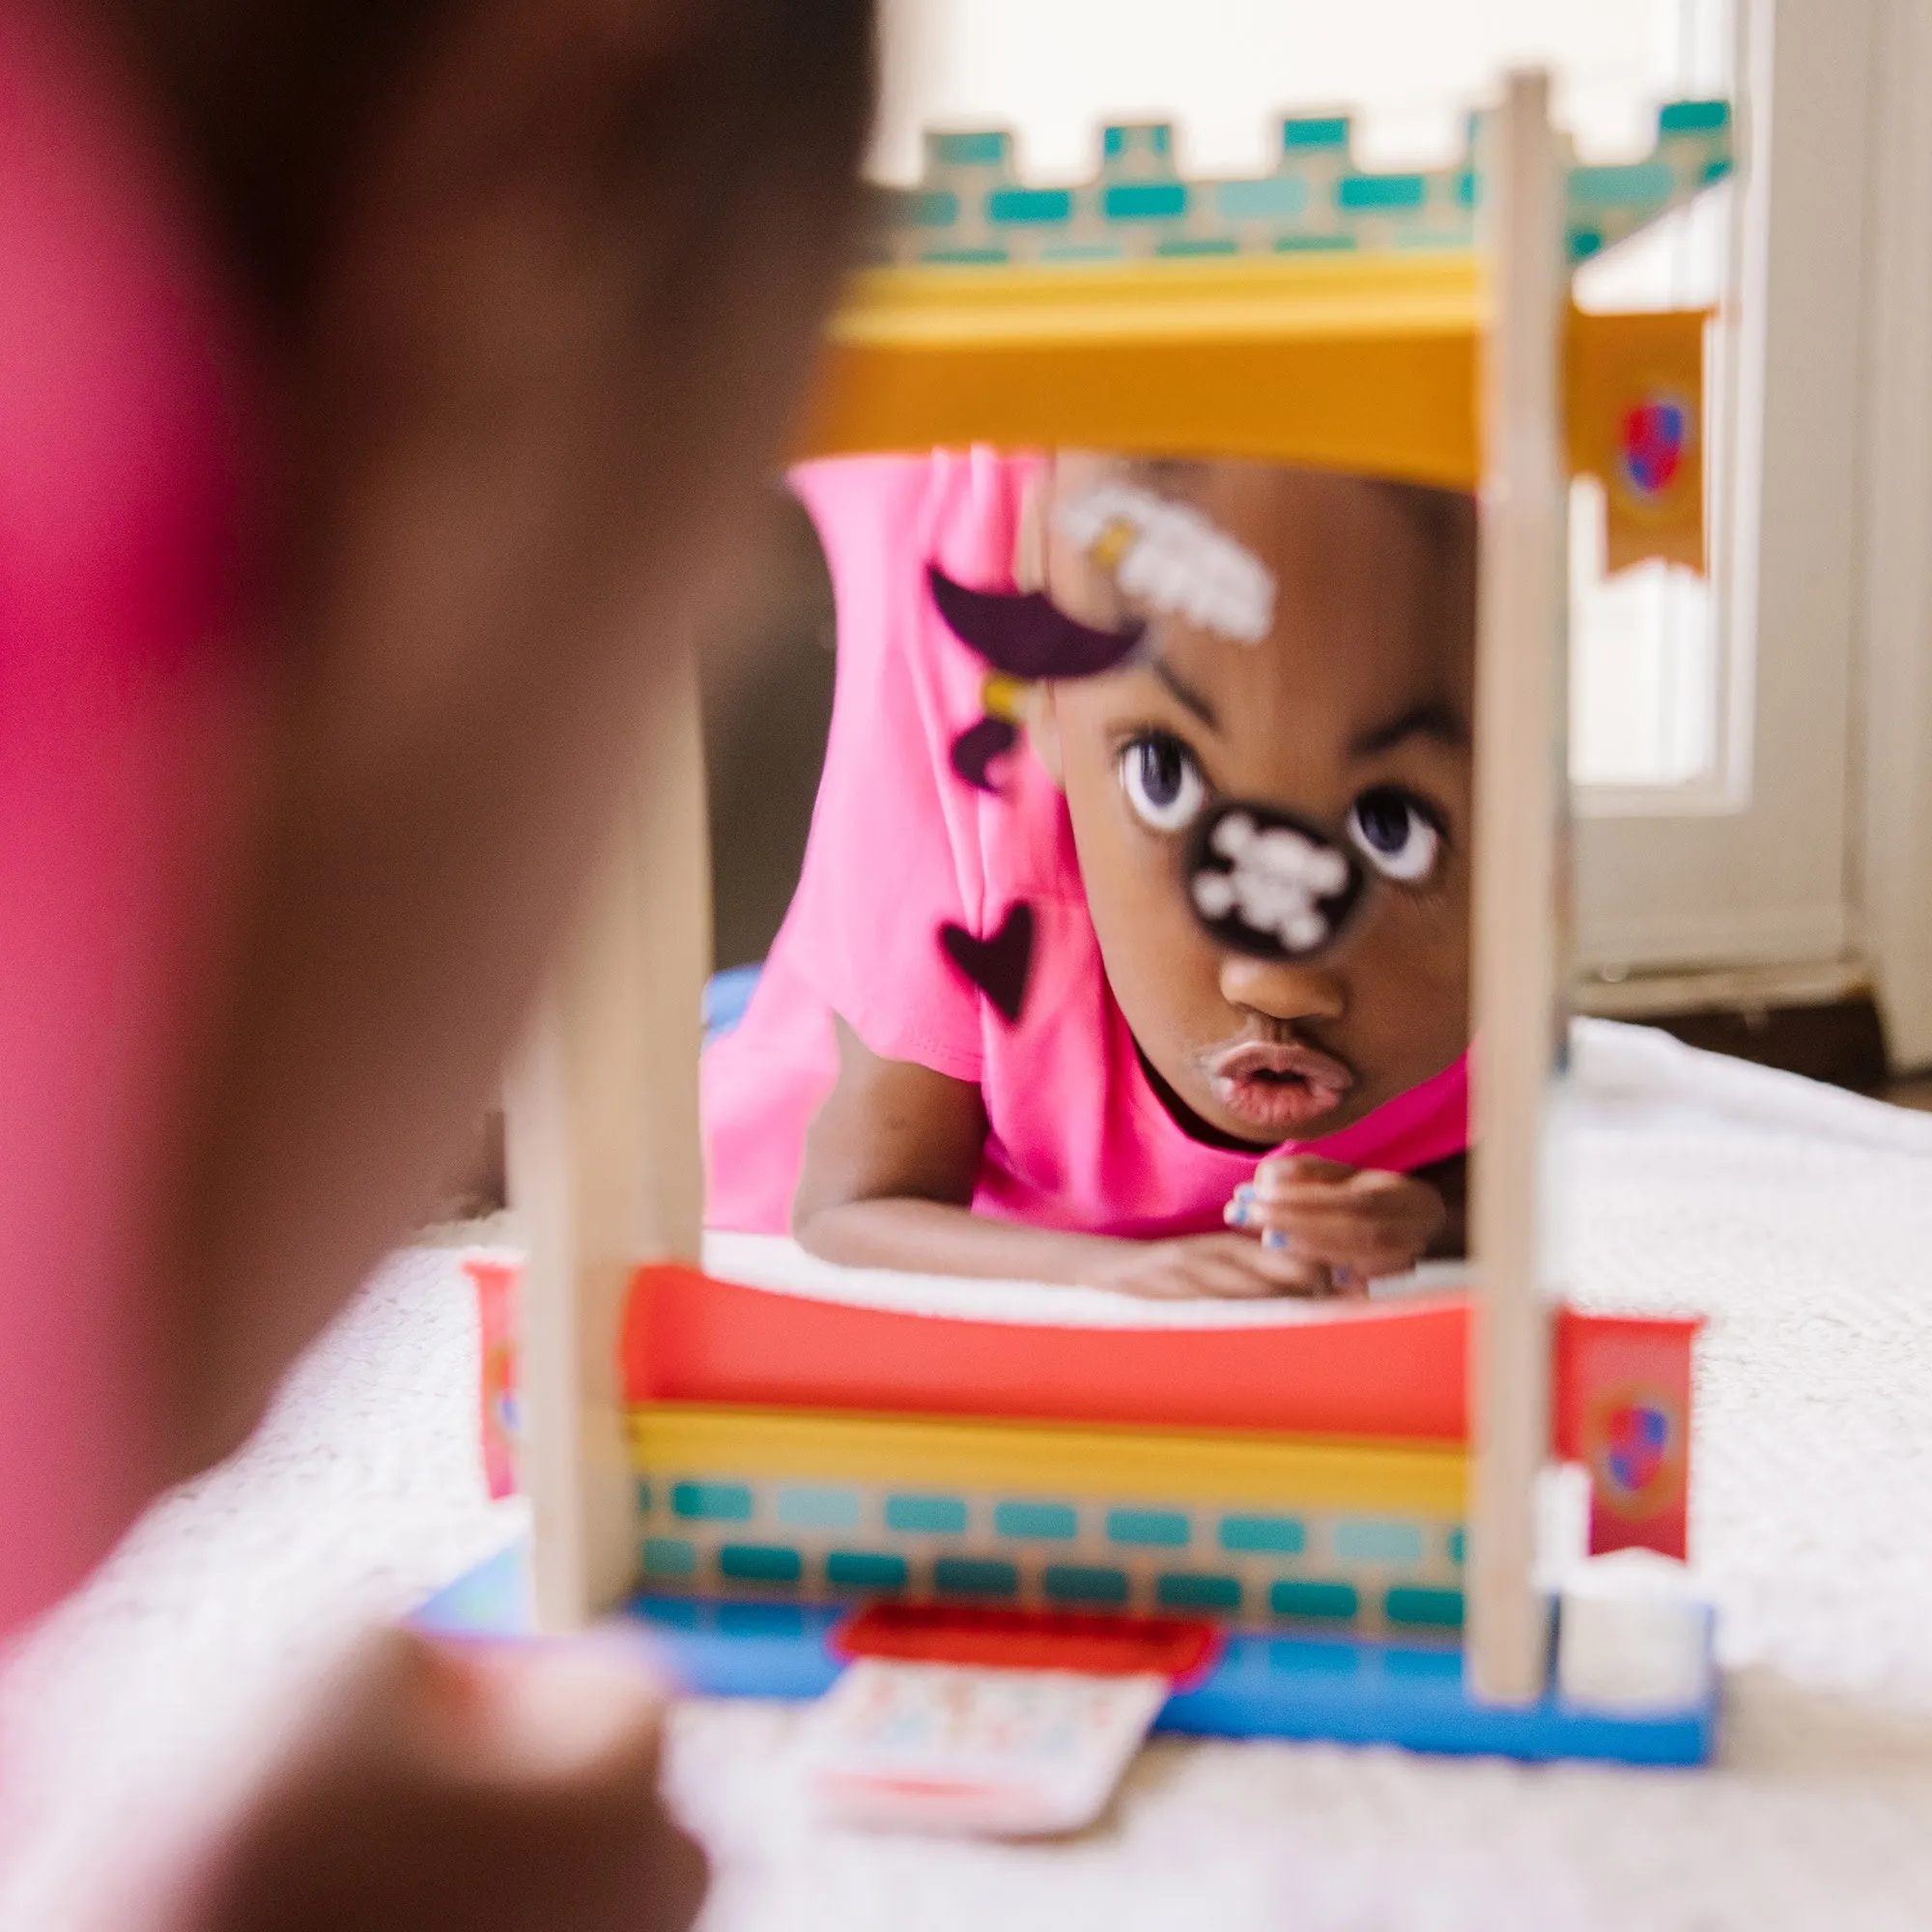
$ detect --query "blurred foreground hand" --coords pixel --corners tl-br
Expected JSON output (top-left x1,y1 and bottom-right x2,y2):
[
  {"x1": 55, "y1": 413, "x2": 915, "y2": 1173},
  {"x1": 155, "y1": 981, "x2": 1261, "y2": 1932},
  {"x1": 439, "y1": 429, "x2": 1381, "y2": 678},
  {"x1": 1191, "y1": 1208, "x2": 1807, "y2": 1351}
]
[{"x1": 163, "y1": 1630, "x2": 706, "y2": 1932}]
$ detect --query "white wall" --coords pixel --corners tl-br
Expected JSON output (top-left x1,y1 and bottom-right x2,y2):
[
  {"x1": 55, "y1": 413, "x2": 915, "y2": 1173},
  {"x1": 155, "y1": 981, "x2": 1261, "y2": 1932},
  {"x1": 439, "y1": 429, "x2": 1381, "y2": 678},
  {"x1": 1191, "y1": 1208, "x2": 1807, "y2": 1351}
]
[
  {"x1": 1856, "y1": 0, "x2": 1932, "y2": 1068},
  {"x1": 871, "y1": 0, "x2": 1687, "y2": 185}
]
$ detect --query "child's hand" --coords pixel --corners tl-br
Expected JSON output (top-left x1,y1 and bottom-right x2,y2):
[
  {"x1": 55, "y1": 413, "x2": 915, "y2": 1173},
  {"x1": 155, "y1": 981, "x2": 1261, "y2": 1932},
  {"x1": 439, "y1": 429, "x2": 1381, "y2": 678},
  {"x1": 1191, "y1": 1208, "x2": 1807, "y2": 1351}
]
[
  {"x1": 1076, "y1": 1232, "x2": 1338, "y2": 1299},
  {"x1": 167, "y1": 1627, "x2": 707, "y2": 1932},
  {"x1": 1225, "y1": 1155, "x2": 1447, "y2": 1291}
]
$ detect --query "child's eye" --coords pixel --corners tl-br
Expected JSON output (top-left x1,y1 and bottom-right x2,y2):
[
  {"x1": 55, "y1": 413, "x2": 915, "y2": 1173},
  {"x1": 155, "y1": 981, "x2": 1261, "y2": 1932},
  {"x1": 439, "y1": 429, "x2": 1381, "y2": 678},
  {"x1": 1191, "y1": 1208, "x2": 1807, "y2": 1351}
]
[
  {"x1": 1346, "y1": 786, "x2": 1443, "y2": 884},
  {"x1": 1118, "y1": 732, "x2": 1208, "y2": 834}
]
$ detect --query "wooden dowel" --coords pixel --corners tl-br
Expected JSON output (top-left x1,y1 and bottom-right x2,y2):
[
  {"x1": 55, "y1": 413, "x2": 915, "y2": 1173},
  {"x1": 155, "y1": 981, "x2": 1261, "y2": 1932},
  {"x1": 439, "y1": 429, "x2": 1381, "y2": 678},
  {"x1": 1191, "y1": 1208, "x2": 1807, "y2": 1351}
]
[
  {"x1": 505, "y1": 638, "x2": 712, "y2": 1633},
  {"x1": 1467, "y1": 68, "x2": 1568, "y2": 1706}
]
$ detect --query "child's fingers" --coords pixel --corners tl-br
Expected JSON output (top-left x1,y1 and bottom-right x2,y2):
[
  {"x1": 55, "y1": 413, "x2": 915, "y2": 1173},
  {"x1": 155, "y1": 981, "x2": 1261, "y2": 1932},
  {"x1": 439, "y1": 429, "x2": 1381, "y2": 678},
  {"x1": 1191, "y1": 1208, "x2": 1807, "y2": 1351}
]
[
  {"x1": 1229, "y1": 1184, "x2": 1430, "y2": 1240},
  {"x1": 1094, "y1": 1239, "x2": 1257, "y2": 1300},
  {"x1": 1113, "y1": 1236, "x2": 1327, "y2": 1299},
  {"x1": 1255, "y1": 1221, "x2": 1431, "y2": 1280},
  {"x1": 1216, "y1": 1234, "x2": 1333, "y2": 1294},
  {"x1": 1100, "y1": 1235, "x2": 1341, "y2": 1300},
  {"x1": 1196, "y1": 1234, "x2": 1336, "y2": 1297},
  {"x1": 1226, "y1": 1180, "x2": 1313, "y2": 1228},
  {"x1": 1310, "y1": 1244, "x2": 1423, "y2": 1284},
  {"x1": 1170, "y1": 1242, "x2": 1297, "y2": 1298},
  {"x1": 1246, "y1": 1202, "x2": 1438, "y2": 1250},
  {"x1": 1119, "y1": 1253, "x2": 1266, "y2": 1300},
  {"x1": 1253, "y1": 1155, "x2": 1355, "y2": 1197},
  {"x1": 1235, "y1": 1175, "x2": 1444, "y2": 1241},
  {"x1": 1179, "y1": 1256, "x2": 1282, "y2": 1299},
  {"x1": 1227, "y1": 1200, "x2": 1432, "y2": 1281}
]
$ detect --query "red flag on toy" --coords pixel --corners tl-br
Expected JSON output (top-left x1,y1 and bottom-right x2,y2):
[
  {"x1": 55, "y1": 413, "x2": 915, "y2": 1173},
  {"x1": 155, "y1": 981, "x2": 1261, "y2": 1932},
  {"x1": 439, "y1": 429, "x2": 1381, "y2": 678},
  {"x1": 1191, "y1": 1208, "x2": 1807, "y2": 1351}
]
[{"x1": 1552, "y1": 1309, "x2": 1701, "y2": 1559}]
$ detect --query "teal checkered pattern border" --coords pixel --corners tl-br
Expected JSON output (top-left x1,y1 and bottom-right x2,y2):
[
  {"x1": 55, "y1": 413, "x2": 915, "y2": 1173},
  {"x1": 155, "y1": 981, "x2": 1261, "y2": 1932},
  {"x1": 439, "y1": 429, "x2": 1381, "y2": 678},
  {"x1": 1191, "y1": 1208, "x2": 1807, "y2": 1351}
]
[
  {"x1": 634, "y1": 1472, "x2": 1464, "y2": 1638},
  {"x1": 864, "y1": 102, "x2": 1730, "y2": 270}
]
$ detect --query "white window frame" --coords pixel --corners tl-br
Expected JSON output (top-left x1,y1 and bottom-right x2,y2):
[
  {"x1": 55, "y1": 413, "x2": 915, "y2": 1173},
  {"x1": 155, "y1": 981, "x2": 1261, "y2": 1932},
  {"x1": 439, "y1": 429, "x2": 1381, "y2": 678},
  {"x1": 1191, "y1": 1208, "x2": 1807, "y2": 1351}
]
[{"x1": 1573, "y1": 0, "x2": 1874, "y2": 980}]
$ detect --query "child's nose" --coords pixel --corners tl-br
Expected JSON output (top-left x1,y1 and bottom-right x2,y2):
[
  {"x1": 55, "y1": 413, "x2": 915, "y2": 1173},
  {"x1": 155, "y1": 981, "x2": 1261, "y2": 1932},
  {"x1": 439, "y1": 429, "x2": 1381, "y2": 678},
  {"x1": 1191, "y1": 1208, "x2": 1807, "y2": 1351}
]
[{"x1": 1218, "y1": 953, "x2": 1348, "y2": 1025}]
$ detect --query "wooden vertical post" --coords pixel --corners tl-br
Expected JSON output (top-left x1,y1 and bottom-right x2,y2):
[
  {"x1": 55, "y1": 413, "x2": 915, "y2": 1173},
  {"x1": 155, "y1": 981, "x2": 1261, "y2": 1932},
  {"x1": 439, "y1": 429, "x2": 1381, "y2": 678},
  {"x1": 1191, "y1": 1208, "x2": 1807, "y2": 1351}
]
[
  {"x1": 1467, "y1": 70, "x2": 1569, "y2": 1706},
  {"x1": 505, "y1": 639, "x2": 711, "y2": 1632}
]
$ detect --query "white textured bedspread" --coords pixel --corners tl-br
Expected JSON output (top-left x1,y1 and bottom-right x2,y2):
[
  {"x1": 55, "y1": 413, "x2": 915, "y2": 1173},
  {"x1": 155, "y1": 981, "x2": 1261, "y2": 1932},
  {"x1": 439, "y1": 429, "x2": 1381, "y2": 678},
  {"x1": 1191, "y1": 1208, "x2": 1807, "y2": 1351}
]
[{"x1": 8, "y1": 1020, "x2": 1932, "y2": 1930}]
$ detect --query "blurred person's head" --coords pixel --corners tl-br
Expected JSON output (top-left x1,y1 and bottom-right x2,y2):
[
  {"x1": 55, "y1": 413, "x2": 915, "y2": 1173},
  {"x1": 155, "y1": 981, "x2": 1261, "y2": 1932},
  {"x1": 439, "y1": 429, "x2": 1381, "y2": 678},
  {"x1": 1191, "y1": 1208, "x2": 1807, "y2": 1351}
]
[
  {"x1": 0, "y1": 0, "x2": 872, "y2": 1634},
  {"x1": 103, "y1": 0, "x2": 868, "y2": 317}
]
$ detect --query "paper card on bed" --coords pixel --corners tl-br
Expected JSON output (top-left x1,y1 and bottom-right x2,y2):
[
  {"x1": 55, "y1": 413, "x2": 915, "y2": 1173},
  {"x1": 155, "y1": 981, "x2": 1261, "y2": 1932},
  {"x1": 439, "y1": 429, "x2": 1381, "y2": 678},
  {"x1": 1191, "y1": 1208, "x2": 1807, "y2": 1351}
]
[{"x1": 796, "y1": 1659, "x2": 1165, "y2": 1837}]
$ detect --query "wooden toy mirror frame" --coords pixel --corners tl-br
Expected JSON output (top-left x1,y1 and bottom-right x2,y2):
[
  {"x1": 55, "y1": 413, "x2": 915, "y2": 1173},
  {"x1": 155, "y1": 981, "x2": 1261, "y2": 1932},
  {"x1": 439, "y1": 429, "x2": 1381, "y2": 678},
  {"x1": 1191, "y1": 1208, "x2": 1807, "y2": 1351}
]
[{"x1": 502, "y1": 72, "x2": 1719, "y2": 1710}]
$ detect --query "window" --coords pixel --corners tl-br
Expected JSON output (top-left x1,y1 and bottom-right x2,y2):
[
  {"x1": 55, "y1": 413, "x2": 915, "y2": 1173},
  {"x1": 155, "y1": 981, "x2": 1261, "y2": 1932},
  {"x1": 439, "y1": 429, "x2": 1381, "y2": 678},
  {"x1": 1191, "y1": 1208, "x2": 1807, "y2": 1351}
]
[{"x1": 1570, "y1": 1, "x2": 1735, "y2": 794}]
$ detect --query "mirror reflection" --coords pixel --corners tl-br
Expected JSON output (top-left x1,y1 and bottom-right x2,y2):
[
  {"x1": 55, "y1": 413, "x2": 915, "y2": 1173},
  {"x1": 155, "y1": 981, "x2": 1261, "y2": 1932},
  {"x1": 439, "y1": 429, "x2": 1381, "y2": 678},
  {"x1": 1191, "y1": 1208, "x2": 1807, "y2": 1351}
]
[{"x1": 703, "y1": 451, "x2": 1475, "y2": 1299}]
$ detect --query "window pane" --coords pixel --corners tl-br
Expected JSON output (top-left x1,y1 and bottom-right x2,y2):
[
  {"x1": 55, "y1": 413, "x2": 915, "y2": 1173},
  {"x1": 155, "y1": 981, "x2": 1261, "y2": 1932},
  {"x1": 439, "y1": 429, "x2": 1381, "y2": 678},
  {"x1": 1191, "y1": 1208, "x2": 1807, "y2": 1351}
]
[
  {"x1": 1570, "y1": 481, "x2": 1718, "y2": 786},
  {"x1": 1571, "y1": 1, "x2": 1734, "y2": 789}
]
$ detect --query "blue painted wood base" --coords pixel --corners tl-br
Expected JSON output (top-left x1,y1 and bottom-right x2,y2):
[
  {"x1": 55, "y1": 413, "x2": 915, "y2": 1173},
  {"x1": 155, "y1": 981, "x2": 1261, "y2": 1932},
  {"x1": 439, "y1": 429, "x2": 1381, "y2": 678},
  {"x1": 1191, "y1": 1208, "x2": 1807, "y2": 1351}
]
[{"x1": 416, "y1": 1543, "x2": 1716, "y2": 1768}]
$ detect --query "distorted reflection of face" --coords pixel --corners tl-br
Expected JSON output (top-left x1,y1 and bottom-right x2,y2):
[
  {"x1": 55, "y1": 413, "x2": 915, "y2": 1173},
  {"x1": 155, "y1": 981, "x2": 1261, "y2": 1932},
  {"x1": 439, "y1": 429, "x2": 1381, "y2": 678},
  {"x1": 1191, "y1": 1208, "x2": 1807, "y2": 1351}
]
[{"x1": 1028, "y1": 457, "x2": 1476, "y2": 1148}]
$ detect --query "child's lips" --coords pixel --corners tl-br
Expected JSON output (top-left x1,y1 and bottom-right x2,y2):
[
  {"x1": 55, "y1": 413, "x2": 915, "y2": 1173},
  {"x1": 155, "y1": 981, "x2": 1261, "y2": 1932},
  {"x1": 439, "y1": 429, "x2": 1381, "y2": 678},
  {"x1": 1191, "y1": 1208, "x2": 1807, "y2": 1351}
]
[{"x1": 1205, "y1": 1039, "x2": 1354, "y2": 1134}]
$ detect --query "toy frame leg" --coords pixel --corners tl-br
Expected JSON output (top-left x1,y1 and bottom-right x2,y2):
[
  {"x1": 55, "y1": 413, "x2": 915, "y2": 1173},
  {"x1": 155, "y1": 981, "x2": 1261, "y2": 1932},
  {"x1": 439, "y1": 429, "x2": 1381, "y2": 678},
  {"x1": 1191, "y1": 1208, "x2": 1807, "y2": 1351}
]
[
  {"x1": 1466, "y1": 69, "x2": 1568, "y2": 1706},
  {"x1": 505, "y1": 637, "x2": 712, "y2": 1631}
]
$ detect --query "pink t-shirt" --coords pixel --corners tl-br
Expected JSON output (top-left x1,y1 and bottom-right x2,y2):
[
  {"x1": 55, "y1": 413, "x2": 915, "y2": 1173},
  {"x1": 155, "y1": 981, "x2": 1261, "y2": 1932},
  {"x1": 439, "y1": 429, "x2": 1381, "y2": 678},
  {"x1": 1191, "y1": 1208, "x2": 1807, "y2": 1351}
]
[
  {"x1": 0, "y1": 0, "x2": 257, "y2": 1636},
  {"x1": 704, "y1": 451, "x2": 1468, "y2": 1238}
]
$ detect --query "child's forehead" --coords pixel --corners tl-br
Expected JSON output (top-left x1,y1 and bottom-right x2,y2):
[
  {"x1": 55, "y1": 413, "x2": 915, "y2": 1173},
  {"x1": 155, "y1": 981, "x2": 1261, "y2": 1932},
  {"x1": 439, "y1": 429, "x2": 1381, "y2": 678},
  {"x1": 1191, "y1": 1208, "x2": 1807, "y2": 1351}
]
[
  {"x1": 1151, "y1": 589, "x2": 1469, "y2": 742},
  {"x1": 1054, "y1": 459, "x2": 1472, "y2": 692},
  {"x1": 1054, "y1": 452, "x2": 1458, "y2": 550}
]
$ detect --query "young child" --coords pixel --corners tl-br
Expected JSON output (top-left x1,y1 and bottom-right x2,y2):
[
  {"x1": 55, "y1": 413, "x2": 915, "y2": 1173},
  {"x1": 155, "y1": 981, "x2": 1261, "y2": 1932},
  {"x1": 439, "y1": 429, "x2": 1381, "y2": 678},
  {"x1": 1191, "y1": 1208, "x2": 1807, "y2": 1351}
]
[{"x1": 703, "y1": 449, "x2": 1475, "y2": 1297}]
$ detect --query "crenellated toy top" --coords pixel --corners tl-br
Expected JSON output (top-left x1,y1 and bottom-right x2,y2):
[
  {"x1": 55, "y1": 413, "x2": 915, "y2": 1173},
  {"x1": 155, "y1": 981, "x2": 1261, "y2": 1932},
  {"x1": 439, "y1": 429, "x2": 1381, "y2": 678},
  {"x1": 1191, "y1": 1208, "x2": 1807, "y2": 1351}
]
[{"x1": 865, "y1": 99, "x2": 1731, "y2": 272}]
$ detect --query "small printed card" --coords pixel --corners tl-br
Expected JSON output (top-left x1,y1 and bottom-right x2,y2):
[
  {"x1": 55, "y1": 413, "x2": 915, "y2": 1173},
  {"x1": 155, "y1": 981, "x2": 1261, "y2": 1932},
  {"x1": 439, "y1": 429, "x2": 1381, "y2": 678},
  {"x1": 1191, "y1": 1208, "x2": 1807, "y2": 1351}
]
[{"x1": 796, "y1": 1658, "x2": 1168, "y2": 1837}]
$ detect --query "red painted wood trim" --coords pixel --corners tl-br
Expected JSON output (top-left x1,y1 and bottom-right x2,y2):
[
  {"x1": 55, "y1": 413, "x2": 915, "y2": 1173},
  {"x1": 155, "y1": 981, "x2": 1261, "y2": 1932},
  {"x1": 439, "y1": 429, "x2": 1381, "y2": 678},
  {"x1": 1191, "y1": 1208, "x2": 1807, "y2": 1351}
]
[
  {"x1": 835, "y1": 1602, "x2": 1222, "y2": 1681},
  {"x1": 622, "y1": 1264, "x2": 1471, "y2": 1441}
]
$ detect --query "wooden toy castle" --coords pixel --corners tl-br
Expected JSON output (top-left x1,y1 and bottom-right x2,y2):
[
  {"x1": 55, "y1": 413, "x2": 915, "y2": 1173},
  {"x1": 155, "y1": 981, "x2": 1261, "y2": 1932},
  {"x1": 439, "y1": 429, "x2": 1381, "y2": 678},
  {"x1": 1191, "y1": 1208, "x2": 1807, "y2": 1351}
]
[{"x1": 435, "y1": 76, "x2": 1728, "y2": 1765}]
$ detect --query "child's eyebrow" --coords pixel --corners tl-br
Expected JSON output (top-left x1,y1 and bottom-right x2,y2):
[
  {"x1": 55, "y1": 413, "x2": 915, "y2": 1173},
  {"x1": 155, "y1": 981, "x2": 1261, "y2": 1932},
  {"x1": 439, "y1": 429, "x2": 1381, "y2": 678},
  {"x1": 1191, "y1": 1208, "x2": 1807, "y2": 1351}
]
[
  {"x1": 1349, "y1": 700, "x2": 1469, "y2": 759},
  {"x1": 1149, "y1": 654, "x2": 1220, "y2": 731}
]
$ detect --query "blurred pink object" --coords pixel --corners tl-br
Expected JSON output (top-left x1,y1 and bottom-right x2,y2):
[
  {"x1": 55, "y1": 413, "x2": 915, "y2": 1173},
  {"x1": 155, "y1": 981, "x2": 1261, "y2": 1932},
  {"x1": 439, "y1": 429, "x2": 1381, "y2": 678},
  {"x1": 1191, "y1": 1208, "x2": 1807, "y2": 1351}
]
[{"x1": 0, "y1": 0, "x2": 260, "y2": 1634}]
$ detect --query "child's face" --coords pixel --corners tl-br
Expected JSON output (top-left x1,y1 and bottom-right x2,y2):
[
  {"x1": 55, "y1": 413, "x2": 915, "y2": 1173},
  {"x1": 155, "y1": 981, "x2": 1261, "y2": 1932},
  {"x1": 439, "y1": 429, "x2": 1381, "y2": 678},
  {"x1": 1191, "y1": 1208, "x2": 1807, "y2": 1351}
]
[{"x1": 1032, "y1": 458, "x2": 1475, "y2": 1146}]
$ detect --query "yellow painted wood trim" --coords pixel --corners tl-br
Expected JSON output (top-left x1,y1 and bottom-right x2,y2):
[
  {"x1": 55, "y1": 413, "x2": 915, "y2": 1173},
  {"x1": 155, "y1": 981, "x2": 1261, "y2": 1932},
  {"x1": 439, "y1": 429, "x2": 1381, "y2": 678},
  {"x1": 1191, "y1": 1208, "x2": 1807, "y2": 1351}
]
[
  {"x1": 826, "y1": 253, "x2": 1487, "y2": 351},
  {"x1": 628, "y1": 1402, "x2": 1466, "y2": 1516},
  {"x1": 795, "y1": 254, "x2": 1484, "y2": 487},
  {"x1": 796, "y1": 330, "x2": 1480, "y2": 488},
  {"x1": 793, "y1": 254, "x2": 1709, "y2": 518}
]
